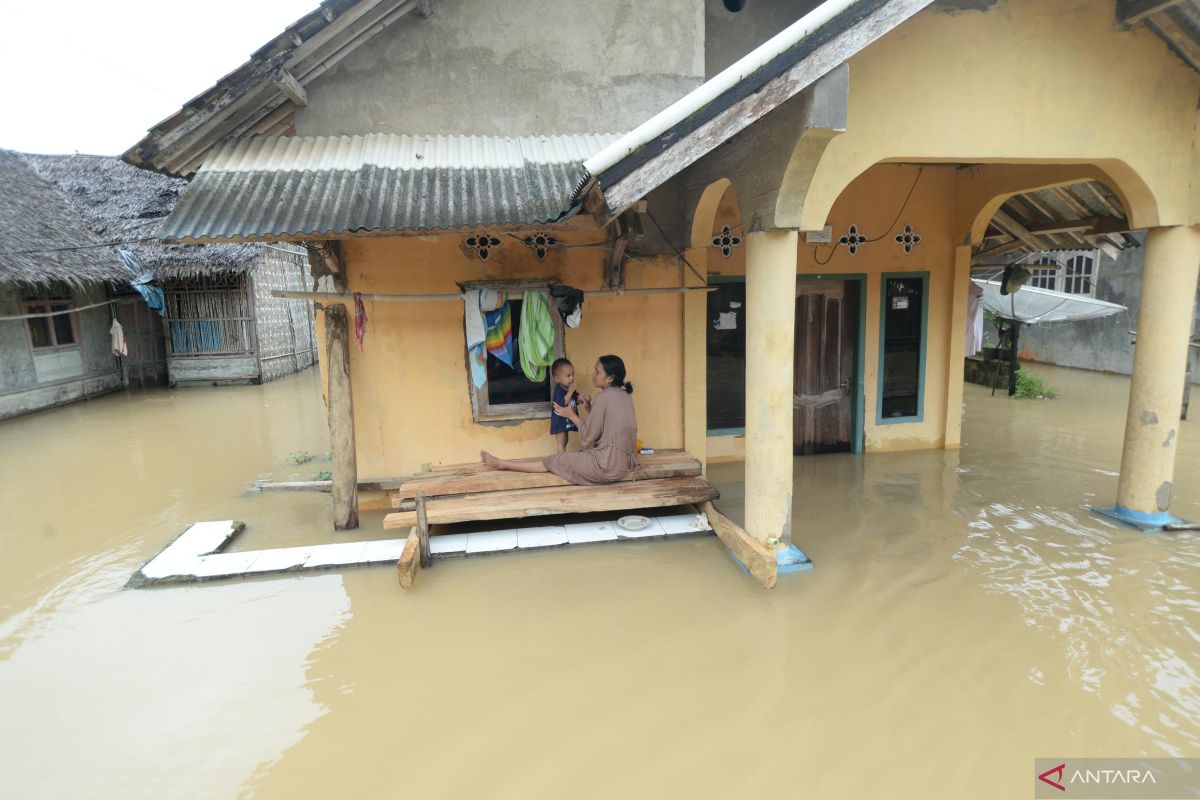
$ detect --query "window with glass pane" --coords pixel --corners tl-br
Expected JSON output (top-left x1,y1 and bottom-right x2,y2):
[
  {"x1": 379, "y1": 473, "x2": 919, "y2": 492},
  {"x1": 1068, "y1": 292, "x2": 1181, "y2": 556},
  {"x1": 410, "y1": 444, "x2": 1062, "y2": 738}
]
[
  {"x1": 1063, "y1": 255, "x2": 1095, "y2": 295},
  {"x1": 1030, "y1": 268, "x2": 1057, "y2": 290},
  {"x1": 880, "y1": 275, "x2": 926, "y2": 420},
  {"x1": 26, "y1": 305, "x2": 53, "y2": 348},
  {"x1": 50, "y1": 304, "x2": 76, "y2": 345},
  {"x1": 706, "y1": 281, "x2": 746, "y2": 430}
]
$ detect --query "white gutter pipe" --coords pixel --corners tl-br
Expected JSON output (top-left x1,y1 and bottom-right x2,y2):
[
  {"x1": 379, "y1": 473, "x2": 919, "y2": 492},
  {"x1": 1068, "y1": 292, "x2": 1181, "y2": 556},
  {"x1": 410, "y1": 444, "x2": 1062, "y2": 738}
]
[{"x1": 583, "y1": 0, "x2": 862, "y2": 177}]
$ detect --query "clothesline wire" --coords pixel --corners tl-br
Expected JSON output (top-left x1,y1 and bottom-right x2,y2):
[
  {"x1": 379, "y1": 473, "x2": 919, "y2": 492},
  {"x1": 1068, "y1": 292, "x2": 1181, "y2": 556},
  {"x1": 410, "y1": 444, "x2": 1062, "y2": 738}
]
[{"x1": 0, "y1": 297, "x2": 117, "y2": 322}]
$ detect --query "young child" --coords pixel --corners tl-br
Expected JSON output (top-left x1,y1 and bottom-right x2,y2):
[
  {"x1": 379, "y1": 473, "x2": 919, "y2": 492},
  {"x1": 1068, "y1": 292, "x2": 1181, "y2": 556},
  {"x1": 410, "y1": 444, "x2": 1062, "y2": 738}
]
[{"x1": 550, "y1": 358, "x2": 586, "y2": 453}]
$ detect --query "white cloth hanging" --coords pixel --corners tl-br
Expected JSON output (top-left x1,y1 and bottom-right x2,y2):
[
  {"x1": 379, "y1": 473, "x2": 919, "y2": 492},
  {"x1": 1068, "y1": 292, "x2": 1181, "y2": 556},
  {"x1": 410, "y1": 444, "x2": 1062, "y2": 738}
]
[
  {"x1": 966, "y1": 281, "x2": 984, "y2": 357},
  {"x1": 109, "y1": 318, "x2": 128, "y2": 357},
  {"x1": 461, "y1": 290, "x2": 487, "y2": 388}
]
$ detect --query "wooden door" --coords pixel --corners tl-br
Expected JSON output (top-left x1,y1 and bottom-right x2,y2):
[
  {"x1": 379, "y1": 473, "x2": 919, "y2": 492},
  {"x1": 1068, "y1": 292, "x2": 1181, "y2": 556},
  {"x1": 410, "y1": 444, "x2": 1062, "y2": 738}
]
[
  {"x1": 794, "y1": 280, "x2": 859, "y2": 455},
  {"x1": 115, "y1": 298, "x2": 168, "y2": 387}
]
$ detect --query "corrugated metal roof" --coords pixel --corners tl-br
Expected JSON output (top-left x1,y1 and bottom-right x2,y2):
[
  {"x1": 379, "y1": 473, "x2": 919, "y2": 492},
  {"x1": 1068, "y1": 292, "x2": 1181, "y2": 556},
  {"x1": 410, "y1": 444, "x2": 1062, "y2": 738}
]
[
  {"x1": 1137, "y1": 1, "x2": 1200, "y2": 73},
  {"x1": 161, "y1": 133, "x2": 618, "y2": 242}
]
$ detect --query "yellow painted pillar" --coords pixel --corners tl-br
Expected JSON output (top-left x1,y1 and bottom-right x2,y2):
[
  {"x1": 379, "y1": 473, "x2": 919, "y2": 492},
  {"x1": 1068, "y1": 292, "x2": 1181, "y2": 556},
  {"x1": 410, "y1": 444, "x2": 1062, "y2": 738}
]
[
  {"x1": 1114, "y1": 225, "x2": 1200, "y2": 523},
  {"x1": 682, "y1": 247, "x2": 708, "y2": 472},
  {"x1": 744, "y1": 230, "x2": 797, "y2": 545},
  {"x1": 943, "y1": 247, "x2": 972, "y2": 449}
]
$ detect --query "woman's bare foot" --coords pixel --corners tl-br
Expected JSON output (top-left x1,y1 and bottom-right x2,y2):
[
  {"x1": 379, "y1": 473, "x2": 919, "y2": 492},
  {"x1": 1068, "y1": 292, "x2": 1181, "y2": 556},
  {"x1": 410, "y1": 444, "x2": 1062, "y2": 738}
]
[{"x1": 480, "y1": 451, "x2": 501, "y2": 469}]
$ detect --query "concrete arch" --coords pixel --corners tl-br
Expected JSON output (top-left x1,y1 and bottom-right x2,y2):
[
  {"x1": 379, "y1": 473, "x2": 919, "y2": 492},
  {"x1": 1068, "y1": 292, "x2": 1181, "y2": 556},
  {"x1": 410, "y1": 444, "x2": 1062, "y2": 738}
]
[
  {"x1": 778, "y1": 0, "x2": 1196, "y2": 233},
  {"x1": 795, "y1": 159, "x2": 1157, "y2": 243},
  {"x1": 689, "y1": 178, "x2": 734, "y2": 250}
]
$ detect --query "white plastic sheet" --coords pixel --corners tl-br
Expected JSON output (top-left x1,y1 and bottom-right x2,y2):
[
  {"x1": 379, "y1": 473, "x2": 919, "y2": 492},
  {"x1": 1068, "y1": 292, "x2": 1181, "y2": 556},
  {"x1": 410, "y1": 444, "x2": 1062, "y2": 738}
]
[{"x1": 972, "y1": 279, "x2": 1126, "y2": 324}]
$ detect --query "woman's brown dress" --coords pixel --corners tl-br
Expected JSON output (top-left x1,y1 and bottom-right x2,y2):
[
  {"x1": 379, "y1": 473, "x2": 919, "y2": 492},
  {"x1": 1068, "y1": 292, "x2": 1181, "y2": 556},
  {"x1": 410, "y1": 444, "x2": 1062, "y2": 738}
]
[{"x1": 542, "y1": 387, "x2": 638, "y2": 485}]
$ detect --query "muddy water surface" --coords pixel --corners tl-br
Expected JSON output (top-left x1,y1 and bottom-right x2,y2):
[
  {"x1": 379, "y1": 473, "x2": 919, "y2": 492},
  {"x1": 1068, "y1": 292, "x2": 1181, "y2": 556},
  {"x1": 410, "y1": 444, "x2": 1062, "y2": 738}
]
[{"x1": 1, "y1": 366, "x2": 1197, "y2": 798}]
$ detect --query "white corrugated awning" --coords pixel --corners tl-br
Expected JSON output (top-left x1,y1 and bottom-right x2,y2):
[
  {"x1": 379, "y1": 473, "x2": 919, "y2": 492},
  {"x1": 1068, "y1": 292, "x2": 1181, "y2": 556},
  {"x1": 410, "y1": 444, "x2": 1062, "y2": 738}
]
[
  {"x1": 160, "y1": 132, "x2": 619, "y2": 242},
  {"x1": 973, "y1": 279, "x2": 1126, "y2": 324}
]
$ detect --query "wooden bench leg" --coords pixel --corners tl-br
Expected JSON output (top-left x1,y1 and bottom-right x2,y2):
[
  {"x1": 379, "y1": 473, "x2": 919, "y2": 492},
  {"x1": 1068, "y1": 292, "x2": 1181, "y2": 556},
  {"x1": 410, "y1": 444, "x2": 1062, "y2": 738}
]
[
  {"x1": 699, "y1": 501, "x2": 777, "y2": 590},
  {"x1": 397, "y1": 528, "x2": 420, "y2": 589},
  {"x1": 416, "y1": 493, "x2": 432, "y2": 568}
]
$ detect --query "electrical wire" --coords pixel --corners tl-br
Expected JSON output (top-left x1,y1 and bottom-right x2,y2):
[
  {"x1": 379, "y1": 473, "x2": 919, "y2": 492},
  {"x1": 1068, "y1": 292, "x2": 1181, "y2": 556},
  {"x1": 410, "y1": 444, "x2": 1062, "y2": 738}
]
[
  {"x1": 866, "y1": 167, "x2": 924, "y2": 243},
  {"x1": 645, "y1": 209, "x2": 708, "y2": 286}
]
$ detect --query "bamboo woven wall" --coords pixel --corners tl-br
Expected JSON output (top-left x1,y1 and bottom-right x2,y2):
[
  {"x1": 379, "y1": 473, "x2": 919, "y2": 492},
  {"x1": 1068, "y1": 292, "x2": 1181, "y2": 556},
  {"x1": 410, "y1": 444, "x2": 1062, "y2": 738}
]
[
  {"x1": 252, "y1": 247, "x2": 318, "y2": 383},
  {"x1": 162, "y1": 274, "x2": 253, "y2": 357}
]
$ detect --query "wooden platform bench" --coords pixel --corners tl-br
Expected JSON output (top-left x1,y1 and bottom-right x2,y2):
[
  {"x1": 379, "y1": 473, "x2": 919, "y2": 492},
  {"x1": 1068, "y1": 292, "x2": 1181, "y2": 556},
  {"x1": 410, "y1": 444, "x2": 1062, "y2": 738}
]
[{"x1": 384, "y1": 450, "x2": 776, "y2": 590}]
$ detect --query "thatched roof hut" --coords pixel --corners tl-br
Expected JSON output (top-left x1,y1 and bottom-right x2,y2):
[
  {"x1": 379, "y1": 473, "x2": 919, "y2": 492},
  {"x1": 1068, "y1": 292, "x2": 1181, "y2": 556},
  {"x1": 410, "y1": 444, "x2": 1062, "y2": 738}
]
[
  {"x1": 24, "y1": 154, "x2": 262, "y2": 281},
  {"x1": 0, "y1": 148, "x2": 128, "y2": 288}
]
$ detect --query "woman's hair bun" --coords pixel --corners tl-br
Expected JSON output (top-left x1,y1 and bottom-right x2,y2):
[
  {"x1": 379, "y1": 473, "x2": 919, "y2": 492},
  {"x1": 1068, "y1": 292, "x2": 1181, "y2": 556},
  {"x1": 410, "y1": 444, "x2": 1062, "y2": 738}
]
[{"x1": 623, "y1": 380, "x2": 634, "y2": 394}]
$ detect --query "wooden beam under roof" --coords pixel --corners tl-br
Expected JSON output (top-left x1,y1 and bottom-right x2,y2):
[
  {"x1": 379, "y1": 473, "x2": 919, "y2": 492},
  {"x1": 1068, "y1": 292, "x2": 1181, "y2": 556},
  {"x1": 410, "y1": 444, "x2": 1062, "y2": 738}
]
[
  {"x1": 1117, "y1": 0, "x2": 1186, "y2": 25},
  {"x1": 974, "y1": 238, "x2": 1030, "y2": 259},
  {"x1": 271, "y1": 69, "x2": 308, "y2": 107},
  {"x1": 1147, "y1": 10, "x2": 1200, "y2": 72},
  {"x1": 991, "y1": 209, "x2": 1048, "y2": 251}
]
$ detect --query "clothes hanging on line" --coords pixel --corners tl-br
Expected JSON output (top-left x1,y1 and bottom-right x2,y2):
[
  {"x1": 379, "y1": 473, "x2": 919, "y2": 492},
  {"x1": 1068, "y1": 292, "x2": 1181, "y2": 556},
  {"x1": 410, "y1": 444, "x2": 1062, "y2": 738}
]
[
  {"x1": 549, "y1": 284, "x2": 584, "y2": 328},
  {"x1": 109, "y1": 318, "x2": 127, "y2": 357},
  {"x1": 966, "y1": 281, "x2": 984, "y2": 356},
  {"x1": 462, "y1": 289, "x2": 487, "y2": 388},
  {"x1": 484, "y1": 300, "x2": 514, "y2": 367},
  {"x1": 353, "y1": 292, "x2": 368, "y2": 351},
  {"x1": 518, "y1": 290, "x2": 556, "y2": 382}
]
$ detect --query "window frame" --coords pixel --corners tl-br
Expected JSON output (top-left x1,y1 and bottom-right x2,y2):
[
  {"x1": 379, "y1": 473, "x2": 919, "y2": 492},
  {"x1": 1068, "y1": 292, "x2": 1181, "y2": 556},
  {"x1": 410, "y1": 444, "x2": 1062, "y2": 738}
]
[
  {"x1": 464, "y1": 280, "x2": 566, "y2": 423},
  {"x1": 20, "y1": 287, "x2": 80, "y2": 351},
  {"x1": 876, "y1": 271, "x2": 929, "y2": 425},
  {"x1": 705, "y1": 275, "x2": 747, "y2": 436},
  {"x1": 1061, "y1": 252, "x2": 1098, "y2": 297}
]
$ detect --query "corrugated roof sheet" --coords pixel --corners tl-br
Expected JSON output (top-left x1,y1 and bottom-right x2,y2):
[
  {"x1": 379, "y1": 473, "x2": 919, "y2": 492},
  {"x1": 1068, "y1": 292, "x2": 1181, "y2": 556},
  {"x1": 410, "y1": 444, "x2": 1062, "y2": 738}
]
[{"x1": 161, "y1": 133, "x2": 617, "y2": 242}]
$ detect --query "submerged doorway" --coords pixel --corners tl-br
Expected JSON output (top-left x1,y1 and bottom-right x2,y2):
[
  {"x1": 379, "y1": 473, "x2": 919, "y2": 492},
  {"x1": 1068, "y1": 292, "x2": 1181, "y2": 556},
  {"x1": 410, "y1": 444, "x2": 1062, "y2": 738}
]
[{"x1": 794, "y1": 277, "x2": 863, "y2": 455}]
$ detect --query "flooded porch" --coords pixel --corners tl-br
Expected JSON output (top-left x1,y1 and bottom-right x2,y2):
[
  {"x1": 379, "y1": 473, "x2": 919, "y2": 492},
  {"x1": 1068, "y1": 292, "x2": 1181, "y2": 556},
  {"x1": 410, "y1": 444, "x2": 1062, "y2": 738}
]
[{"x1": 1, "y1": 365, "x2": 1197, "y2": 798}]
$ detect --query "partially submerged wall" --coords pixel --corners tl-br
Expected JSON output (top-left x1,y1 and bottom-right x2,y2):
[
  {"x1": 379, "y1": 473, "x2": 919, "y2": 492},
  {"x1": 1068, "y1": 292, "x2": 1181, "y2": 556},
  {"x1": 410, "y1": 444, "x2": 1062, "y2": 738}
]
[
  {"x1": 251, "y1": 248, "x2": 319, "y2": 384},
  {"x1": 1018, "y1": 242, "x2": 1200, "y2": 386},
  {"x1": 0, "y1": 284, "x2": 120, "y2": 422}
]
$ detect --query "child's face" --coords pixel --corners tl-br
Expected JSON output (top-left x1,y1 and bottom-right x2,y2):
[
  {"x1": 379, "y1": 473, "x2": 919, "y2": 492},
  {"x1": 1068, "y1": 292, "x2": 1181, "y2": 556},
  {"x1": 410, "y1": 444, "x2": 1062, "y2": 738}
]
[{"x1": 555, "y1": 364, "x2": 574, "y2": 387}]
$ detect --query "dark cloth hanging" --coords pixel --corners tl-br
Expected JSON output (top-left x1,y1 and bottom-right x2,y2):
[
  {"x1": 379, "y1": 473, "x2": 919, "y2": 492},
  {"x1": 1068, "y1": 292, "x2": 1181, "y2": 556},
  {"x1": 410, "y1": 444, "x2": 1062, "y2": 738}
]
[
  {"x1": 354, "y1": 292, "x2": 368, "y2": 351},
  {"x1": 549, "y1": 284, "x2": 584, "y2": 328}
]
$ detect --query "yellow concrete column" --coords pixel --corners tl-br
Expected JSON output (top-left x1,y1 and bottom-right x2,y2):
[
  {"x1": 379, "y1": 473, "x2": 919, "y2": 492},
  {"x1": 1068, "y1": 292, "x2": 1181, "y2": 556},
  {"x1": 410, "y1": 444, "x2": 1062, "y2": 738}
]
[
  {"x1": 1114, "y1": 225, "x2": 1200, "y2": 523},
  {"x1": 744, "y1": 230, "x2": 797, "y2": 544},
  {"x1": 943, "y1": 246, "x2": 973, "y2": 449}
]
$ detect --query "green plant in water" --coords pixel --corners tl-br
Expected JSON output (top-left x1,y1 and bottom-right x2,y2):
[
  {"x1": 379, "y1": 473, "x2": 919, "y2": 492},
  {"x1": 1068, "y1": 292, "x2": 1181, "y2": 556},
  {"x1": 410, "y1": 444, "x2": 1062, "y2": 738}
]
[
  {"x1": 288, "y1": 451, "x2": 315, "y2": 465},
  {"x1": 314, "y1": 470, "x2": 332, "y2": 481},
  {"x1": 1014, "y1": 368, "x2": 1058, "y2": 399}
]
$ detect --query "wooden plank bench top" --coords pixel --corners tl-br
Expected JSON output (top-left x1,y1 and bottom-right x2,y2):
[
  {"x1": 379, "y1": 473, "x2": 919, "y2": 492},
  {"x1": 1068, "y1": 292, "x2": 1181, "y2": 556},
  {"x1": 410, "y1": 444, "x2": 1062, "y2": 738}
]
[
  {"x1": 409, "y1": 449, "x2": 689, "y2": 479},
  {"x1": 383, "y1": 476, "x2": 719, "y2": 529},
  {"x1": 390, "y1": 451, "x2": 702, "y2": 506}
]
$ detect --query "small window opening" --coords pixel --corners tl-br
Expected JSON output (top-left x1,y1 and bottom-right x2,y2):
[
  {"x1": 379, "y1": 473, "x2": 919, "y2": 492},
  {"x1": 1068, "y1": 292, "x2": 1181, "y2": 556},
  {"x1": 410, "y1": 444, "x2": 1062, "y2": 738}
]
[{"x1": 723, "y1": 0, "x2": 746, "y2": 12}]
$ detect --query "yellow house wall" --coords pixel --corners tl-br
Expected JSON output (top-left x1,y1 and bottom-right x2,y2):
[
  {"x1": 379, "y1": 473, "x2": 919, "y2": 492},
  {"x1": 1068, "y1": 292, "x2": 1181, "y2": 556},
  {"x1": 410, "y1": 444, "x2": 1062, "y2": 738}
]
[
  {"x1": 704, "y1": 163, "x2": 958, "y2": 461},
  {"x1": 329, "y1": 233, "x2": 686, "y2": 507},
  {"x1": 799, "y1": 0, "x2": 1200, "y2": 231}
]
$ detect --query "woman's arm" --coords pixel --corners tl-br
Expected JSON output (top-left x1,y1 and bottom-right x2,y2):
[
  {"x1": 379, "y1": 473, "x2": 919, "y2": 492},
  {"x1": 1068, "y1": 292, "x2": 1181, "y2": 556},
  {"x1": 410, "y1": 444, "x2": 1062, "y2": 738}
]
[{"x1": 576, "y1": 391, "x2": 606, "y2": 450}]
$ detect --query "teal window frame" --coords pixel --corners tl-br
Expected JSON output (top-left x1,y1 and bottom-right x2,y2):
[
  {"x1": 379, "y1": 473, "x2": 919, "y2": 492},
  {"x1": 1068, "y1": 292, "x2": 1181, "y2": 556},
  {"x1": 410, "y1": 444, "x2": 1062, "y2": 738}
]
[{"x1": 876, "y1": 271, "x2": 929, "y2": 425}]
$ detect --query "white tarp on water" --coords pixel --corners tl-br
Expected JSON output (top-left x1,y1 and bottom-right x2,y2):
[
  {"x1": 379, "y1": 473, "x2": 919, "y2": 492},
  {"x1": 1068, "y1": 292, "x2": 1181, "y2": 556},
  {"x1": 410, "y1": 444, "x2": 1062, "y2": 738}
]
[{"x1": 972, "y1": 279, "x2": 1126, "y2": 324}]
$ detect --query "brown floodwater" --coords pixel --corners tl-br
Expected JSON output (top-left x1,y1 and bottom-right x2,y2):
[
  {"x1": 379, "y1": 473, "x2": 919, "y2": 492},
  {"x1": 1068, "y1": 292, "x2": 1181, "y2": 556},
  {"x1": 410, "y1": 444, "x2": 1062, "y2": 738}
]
[{"x1": 0, "y1": 365, "x2": 1197, "y2": 799}]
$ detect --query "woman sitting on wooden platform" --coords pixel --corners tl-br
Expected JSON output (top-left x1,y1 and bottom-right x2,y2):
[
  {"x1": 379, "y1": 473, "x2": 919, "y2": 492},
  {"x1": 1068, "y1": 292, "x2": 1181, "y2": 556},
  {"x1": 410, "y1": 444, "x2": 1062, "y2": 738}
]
[{"x1": 481, "y1": 355, "x2": 638, "y2": 486}]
